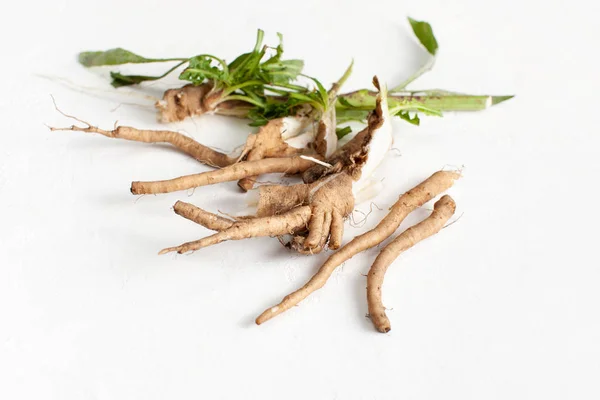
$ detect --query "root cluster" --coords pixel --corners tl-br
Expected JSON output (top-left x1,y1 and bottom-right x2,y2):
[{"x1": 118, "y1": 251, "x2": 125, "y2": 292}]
[{"x1": 51, "y1": 80, "x2": 462, "y2": 332}]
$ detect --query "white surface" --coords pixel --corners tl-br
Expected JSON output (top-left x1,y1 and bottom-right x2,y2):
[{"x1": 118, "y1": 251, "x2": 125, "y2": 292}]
[{"x1": 1, "y1": 1, "x2": 599, "y2": 399}]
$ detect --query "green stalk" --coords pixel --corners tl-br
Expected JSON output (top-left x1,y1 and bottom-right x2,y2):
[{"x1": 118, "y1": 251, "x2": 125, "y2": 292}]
[
  {"x1": 221, "y1": 80, "x2": 265, "y2": 96},
  {"x1": 338, "y1": 90, "x2": 514, "y2": 112},
  {"x1": 221, "y1": 94, "x2": 266, "y2": 108}
]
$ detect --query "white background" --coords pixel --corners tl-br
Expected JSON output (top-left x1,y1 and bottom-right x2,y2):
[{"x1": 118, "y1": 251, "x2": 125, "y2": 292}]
[{"x1": 1, "y1": 0, "x2": 599, "y2": 399}]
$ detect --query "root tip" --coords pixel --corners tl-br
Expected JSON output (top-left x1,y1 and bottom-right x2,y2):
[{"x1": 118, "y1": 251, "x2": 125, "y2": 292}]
[
  {"x1": 377, "y1": 325, "x2": 391, "y2": 333},
  {"x1": 130, "y1": 183, "x2": 140, "y2": 195}
]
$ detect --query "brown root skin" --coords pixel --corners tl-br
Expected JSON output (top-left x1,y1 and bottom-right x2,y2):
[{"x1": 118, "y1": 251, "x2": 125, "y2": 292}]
[
  {"x1": 257, "y1": 172, "x2": 354, "y2": 253},
  {"x1": 255, "y1": 183, "x2": 311, "y2": 217},
  {"x1": 302, "y1": 95, "x2": 385, "y2": 184},
  {"x1": 255, "y1": 170, "x2": 461, "y2": 325},
  {"x1": 161, "y1": 172, "x2": 355, "y2": 255},
  {"x1": 367, "y1": 195, "x2": 456, "y2": 333},
  {"x1": 49, "y1": 118, "x2": 237, "y2": 169},
  {"x1": 173, "y1": 201, "x2": 234, "y2": 231},
  {"x1": 131, "y1": 156, "x2": 316, "y2": 195},
  {"x1": 156, "y1": 83, "x2": 223, "y2": 123},
  {"x1": 237, "y1": 118, "x2": 306, "y2": 191},
  {"x1": 159, "y1": 206, "x2": 312, "y2": 254}
]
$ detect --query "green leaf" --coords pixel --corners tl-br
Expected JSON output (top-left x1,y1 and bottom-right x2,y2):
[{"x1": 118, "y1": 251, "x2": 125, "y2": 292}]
[
  {"x1": 491, "y1": 95, "x2": 515, "y2": 105},
  {"x1": 407, "y1": 17, "x2": 438, "y2": 56},
  {"x1": 227, "y1": 30, "x2": 266, "y2": 84},
  {"x1": 179, "y1": 55, "x2": 229, "y2": 85},
  {"x1": 397, "y1": 110, "x2": 420, "y2": 125},
  {"x1": 336, "y1": 126, "x2": 353, "y2": 139},
  {"x1": 261, "y1": 59, "x2": 304, "y2": 84},
  {"x1": 110, "y1": 72, "x2": 161, "y2": 87},
  {"x1": 311, "y1": 77, "x2": 329, "y2": 110},
  {"x1": 109, "y1": 60, "x2": 188, "y2": 87},
  {"x1": 259, "y1": 32, "x2": 303, "y2": 85},
  {"x1": 78, "y1": 48, "x2": 185, "y2": 67}
]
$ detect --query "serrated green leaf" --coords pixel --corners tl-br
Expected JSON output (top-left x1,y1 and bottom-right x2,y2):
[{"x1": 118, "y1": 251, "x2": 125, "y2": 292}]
[
  {"x1": 407, "y1": 17, "x2": 438, "y2": 56},
  {"x1": 180, "y1": 55, "x2": 228, "y2": 85},
  {"x1": 261, "y1": 59, "x2": 304, "y2": 84},
  {"x1": 397, "y1": 110, "x2": 420, "y2": 125},
  {"x1": 78, "y1": 48, "x2": 185, "y2": 67}
]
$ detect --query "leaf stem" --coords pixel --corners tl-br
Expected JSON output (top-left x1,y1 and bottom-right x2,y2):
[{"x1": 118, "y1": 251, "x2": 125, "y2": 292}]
[
  {"x1": 222, "y1": 94, "x2": 266, "y2": 108},
  {"x1": 222, "y1": 80, "x2": 265, "y2": 96}
]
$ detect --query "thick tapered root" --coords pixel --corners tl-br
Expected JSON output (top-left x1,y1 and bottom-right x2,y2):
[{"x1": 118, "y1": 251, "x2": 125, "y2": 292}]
[
  {"x1": 50, "y1": 123, "x2": 237, "y2": 168},
  {"x1": 255, "y1": 170, "x2": 461, "y2": 325},
  {"x1": 367, "y1": 195, "x2": 456, "y2": 333},
  {"x1": 159, "y1": 206, "x2": 312, "y2": 254},
  {"x1": 173, "y1": 201, "x2": 234, "y2": 231},
  {"x1": 131, "y1": 156, "x2": 315, "y2": 195}
]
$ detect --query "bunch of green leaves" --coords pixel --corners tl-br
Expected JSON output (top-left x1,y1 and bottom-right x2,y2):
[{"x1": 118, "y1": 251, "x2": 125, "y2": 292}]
[
  {"x1": 78, "y1": 18, "x2": 512, "y2": 132},
  {"x1": 78, "y1": 30, "x2": 329, "y2": 123}
]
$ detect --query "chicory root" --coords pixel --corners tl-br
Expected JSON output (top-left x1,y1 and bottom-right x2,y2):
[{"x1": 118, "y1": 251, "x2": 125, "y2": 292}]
[
  {"x1": 160, "y1": 172, "x2": 355, "y2": 255},
  {"x1": 367, "y1": 194, "x2": 456, "y2": 333},
  {"x1": 157, "y1": 81, "x2": 390, "y2": 255},
  {"x1": 130, "y1": 156, "x2": 315, "y2": 194},
  {"x1": 159, "y1": 206, "x2": 312, "y2": 254},
  {"x1": 50, "y1": 120, "x2": 237, "y2": 168},
  {"x1": 173, "y1": 200, "x2": 235, "y2": 231},
  {"x1": 255, "y1": 170, "x2": 460, "y2": 325}
]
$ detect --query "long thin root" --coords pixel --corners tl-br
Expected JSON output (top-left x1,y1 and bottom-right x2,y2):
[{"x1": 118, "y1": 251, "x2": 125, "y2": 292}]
[
  {"x1": 367, "y1": 195, "x2": 456, "y2": 333},
  {"x1": 50, "y1": 110, "x2": 236, "y2": 168},
  {"x1": 255, "y1": 170, "x2": 461, "y2": 325},
  {"x1": 159, "y1": 206, "x2": 312, "y2": 254},
  {"x1": 131, "y1": 156, "x2": 315, "y2": 195}
]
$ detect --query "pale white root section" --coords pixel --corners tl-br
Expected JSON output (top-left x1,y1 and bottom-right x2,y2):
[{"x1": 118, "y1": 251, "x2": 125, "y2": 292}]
[{"x1": 351, "y1": 84, "x2": 393, "y2": 196}]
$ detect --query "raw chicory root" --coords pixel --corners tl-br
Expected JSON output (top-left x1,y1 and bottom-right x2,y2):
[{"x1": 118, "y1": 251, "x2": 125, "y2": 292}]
[
  {"x1": 367, "y1": 194, "x2": 456, "y2": 333},
  {"x1": 50, "y1": 120, "x2": 237, "y2": 168},
  {"x1": 156, "y1": 79, "x2": 389, "y2": 255},
  {"x1": 159, "y1": 206, "x2": 312, "y2": 254},
  {"x1": 173, "y1": 200, "x2": 234, "y2": 231},
  {"x1": 255, "y1": 169, "x2": 461, "y2": 325},
  {"x1": 130, "y1": 156, "x2": 315, "y2": 195},
  {"x1": 160, "y1": 172, "x2": 355, "y2": 254},
  {"x1": 52, "y1": 105, "x2": 326, "y2": 192}
]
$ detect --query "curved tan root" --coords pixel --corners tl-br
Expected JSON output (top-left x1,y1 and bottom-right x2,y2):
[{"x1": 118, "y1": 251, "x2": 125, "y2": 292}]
[
  {"x1": 131, "y1": 156, "x2": 315, "y2": 195},
  {"x1": 50, "y1": 123, "x2": 236, "y2": 168},
  {"x1": 173, "y1": 201, "x2": 234, "y2": 231},
  {"x1": 159, "y1": 206, "x2": 312, "y2": 254},
  {"x1": 367, "y1": 195, "x2": 456, "y2": 333},
  {"x1": 255, "y1": 170, "x2": 461, "y2": 325}
]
